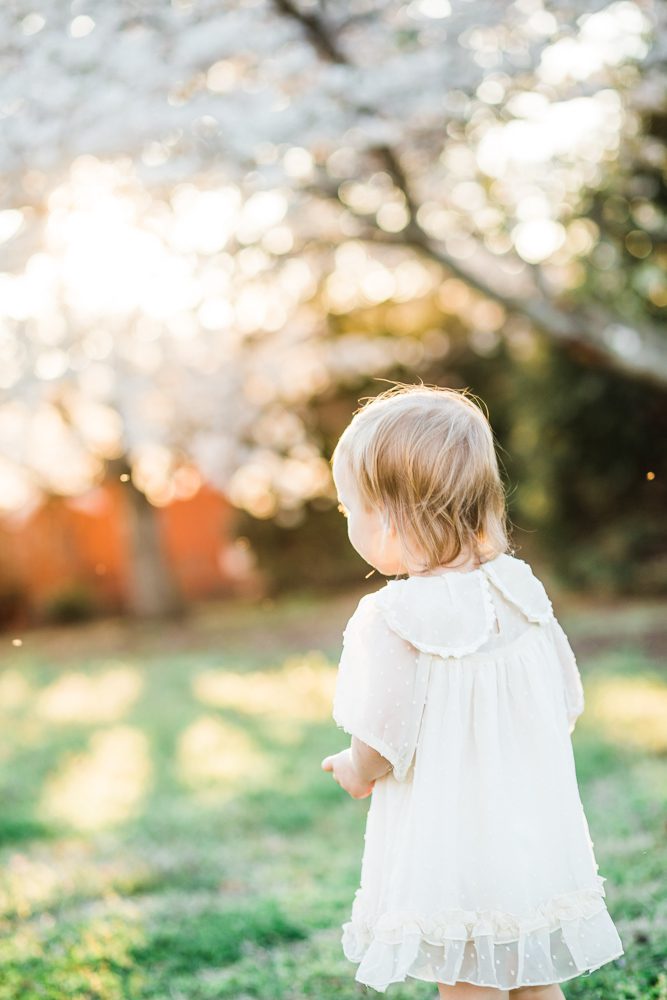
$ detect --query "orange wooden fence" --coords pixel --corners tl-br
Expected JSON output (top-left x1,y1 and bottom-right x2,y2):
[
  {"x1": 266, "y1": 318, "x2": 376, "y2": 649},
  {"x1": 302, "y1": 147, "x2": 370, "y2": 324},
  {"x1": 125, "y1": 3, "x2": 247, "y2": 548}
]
[{"x1": 0, "y1": 479, "x2": 241, "y2": 626}]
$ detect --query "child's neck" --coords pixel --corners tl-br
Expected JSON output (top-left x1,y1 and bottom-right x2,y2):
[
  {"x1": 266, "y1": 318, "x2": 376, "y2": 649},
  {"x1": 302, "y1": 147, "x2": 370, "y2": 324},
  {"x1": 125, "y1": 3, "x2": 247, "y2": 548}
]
[{"x1": 408, "y1": 547, "x2": 482, "y2": 577}]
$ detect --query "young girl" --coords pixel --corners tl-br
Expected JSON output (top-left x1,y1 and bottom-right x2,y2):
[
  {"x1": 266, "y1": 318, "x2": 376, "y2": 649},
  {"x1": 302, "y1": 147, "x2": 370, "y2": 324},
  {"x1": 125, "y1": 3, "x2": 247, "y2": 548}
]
[{"x1": 321, "y1": 384, "x2": 625, "y2": 1000}]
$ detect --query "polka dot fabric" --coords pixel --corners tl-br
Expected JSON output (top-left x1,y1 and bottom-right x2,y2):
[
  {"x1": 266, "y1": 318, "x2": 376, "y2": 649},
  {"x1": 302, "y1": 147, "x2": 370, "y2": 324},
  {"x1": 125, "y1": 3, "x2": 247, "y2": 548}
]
[{"x1": 332, "y1": 552, "x2": 625, "y2": 993}]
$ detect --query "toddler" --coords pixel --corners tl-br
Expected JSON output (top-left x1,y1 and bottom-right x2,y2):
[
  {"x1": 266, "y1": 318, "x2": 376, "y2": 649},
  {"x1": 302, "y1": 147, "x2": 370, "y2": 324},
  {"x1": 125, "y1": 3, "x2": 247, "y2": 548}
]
[{"x1": 321, "y1": 384, "x2": 624, "y2": 1000}]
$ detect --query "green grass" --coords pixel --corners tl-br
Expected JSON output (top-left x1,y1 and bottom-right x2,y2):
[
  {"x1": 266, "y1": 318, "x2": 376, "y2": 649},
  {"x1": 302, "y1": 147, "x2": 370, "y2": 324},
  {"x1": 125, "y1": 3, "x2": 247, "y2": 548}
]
[{"x1": 0, "y1": 590, "x2": 665, "y2": 999}]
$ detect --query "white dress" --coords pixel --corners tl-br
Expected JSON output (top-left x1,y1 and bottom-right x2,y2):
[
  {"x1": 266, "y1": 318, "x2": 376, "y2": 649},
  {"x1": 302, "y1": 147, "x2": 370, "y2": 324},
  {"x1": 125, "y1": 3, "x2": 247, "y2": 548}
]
[{"x1": 332, "y1": 552, "x2": 625, "y2": 993}]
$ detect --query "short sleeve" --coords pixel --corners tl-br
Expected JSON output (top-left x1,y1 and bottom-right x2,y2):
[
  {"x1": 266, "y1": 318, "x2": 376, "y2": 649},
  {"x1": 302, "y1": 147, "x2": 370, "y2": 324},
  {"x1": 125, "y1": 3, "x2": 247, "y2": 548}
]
[
  {"x1": 332, "y1": 593, "x2": 431, "y2": 782},
  {"x1": 548, "y1": 616, "x2": 585, "y2": 734}
]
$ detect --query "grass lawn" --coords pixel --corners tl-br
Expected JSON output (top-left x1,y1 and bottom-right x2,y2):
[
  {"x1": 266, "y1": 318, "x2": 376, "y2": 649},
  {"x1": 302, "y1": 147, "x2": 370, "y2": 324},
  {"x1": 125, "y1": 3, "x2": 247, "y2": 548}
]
[{"x1": 0, "y1": 587, "x2": 665, "y2": 1000}]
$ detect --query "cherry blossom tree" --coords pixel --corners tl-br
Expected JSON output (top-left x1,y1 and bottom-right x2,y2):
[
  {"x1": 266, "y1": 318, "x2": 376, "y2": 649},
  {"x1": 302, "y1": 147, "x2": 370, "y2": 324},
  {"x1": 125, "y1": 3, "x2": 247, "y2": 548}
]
[{"x1": 0, "y1": 0, "x2": 663, "y2": 612}]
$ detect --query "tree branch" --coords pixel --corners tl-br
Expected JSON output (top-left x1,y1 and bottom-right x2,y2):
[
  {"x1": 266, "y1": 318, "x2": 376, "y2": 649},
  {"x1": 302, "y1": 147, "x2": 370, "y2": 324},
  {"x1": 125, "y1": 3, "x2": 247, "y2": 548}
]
[{"x1": 271, "y1": 0, "x2": 667, "y2": 388}]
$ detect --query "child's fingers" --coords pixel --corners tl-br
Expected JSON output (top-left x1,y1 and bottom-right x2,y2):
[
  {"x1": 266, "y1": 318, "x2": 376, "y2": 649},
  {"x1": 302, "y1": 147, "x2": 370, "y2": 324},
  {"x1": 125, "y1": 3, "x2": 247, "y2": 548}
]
[{"x1": 321, "y1": 756, "x2": 333, "y2": 771}]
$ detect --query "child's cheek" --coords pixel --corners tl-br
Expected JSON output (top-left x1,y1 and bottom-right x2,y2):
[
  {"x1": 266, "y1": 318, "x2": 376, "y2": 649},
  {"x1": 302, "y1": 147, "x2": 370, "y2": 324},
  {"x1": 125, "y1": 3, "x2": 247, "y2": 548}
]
[{"x1": 347, "y1": 519, "x2": 367, "y2": 556}]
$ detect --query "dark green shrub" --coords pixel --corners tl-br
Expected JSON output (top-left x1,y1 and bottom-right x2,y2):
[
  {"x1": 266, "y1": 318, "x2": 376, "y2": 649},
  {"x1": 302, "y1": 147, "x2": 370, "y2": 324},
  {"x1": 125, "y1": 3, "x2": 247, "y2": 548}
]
[{"x1": 41, "y1": 584, "x2": 98, "y2": 624}]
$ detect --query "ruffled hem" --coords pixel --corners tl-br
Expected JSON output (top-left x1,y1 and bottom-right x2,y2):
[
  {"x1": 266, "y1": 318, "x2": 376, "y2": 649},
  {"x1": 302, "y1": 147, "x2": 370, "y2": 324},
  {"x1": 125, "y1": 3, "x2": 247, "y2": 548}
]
[{"x1": 341, "y1": 879, "x2": 625, "y2": 993}]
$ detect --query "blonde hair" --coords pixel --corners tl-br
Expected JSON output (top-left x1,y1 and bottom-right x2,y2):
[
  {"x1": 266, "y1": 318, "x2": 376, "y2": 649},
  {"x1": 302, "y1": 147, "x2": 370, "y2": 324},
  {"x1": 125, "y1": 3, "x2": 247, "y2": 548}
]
[{"x1": 331, "y1": 383, "x2": 513, "y2": 571}]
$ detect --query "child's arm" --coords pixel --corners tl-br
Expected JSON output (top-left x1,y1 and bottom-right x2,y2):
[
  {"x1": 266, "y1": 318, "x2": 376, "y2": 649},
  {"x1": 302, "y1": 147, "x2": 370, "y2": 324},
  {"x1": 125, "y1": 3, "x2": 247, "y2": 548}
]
[
  {"x1": 324, "y1": 592, "x2": 431, "y2": 795},
  {"x1": 321, "y1": 738, "x2": 392, "y2": 799},
  {"x1": 351, "y1": 736, "x2": 393, "y2": 783}
]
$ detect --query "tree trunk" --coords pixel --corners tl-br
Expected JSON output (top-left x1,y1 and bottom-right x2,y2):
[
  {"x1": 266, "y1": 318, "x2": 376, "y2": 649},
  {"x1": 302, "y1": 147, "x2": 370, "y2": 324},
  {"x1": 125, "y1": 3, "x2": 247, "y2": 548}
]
[{"x1": 110, "y1": 458, "x2": 186, "y2": 619}]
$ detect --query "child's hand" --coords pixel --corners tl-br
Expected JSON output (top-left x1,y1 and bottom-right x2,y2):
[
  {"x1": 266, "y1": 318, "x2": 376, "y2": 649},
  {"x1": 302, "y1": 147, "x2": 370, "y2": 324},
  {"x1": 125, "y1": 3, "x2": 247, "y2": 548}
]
[{"x1": 321, "y1": 748, "x2": 375, "y2": 799}]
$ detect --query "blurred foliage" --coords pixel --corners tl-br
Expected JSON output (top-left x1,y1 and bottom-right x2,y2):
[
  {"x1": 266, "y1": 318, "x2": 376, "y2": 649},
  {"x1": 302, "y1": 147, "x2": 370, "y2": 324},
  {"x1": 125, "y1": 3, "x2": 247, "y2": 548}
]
[
  {"x1": 237, "y1": 500, "x2": 368, "y2": 596},
  {"x1": 578, "y1": 93, "x2": 667, "y2": 325},
  {"x1": 240, "y1": 86, "x2": 667, "y2": 599},
  {"x1": 240, "y1": 334, "x2": 667, "y2": 597},
  {"x1": 501, "y1": 86, "x2": 667, "y2": 595},
  {"x1": 500, "y1": 340, "x2": 667, "y2": 594},
  {"x1": 2, "y1": 3, "x2": 665, "y2": 612},
  {"x1": 41, "y1": 584, "x2": 99, "y2": 624}
]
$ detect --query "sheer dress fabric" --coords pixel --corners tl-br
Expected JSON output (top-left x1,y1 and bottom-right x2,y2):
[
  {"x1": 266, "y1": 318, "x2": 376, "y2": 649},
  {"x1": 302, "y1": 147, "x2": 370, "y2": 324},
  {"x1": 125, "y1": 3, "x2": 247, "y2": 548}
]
[{"x1": 332, "y1": 553, "x2": 625, "y2": 993}]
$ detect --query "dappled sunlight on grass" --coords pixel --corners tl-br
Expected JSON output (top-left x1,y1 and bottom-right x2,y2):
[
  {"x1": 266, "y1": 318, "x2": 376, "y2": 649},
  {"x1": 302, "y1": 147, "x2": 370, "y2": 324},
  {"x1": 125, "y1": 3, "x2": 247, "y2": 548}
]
[
  {"x1": 0, "y1": 668, "x2": 32, "y2": 712},
  {"x1": 35, "y1": 665, "x2": 143, "y2": 724},
  {"x1": 69, "y1": 909, "x2": 146, "y2": 970},
  {"x1": 0, "y1": 851, "x2": 61, "y2": 919},
  {"x1": 587, "y1": 674, "x2": 667, "y2": 754},
  {"x1": 176, "y1": 715, "x2": 275, "y2": 792},
  {"x1": 193, "y1": 651, "x2": 336, "y2": 722},
  {"x1": 0, "y1": 836, "x2": 226, "y2": 921},
  {"x1": 0, "y1": 910, "x2": 148, "y2": 1000},
  {"x1": 40, "y1": 726, "x2": 151, "y2": 831},
  {"x1": 0, "y1": 598, "x2": 663, "y2": 999}
]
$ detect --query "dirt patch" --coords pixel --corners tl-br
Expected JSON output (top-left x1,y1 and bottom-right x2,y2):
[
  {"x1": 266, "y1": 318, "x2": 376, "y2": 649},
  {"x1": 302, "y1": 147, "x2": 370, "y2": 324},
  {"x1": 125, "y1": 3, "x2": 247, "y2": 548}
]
[{"x1": 3, "y1": 588, "x2": 666, "y2": 669}]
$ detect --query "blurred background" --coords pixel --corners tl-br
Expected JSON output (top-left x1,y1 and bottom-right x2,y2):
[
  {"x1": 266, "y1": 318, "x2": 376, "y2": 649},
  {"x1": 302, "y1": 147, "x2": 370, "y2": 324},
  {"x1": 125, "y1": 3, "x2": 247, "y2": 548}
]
[
  {"x1": 1, "y1": 0, "x2": 665, "y2": 627},
  {"x1": 0, "y1": 3, "x2": 666, "y2": 999}
]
